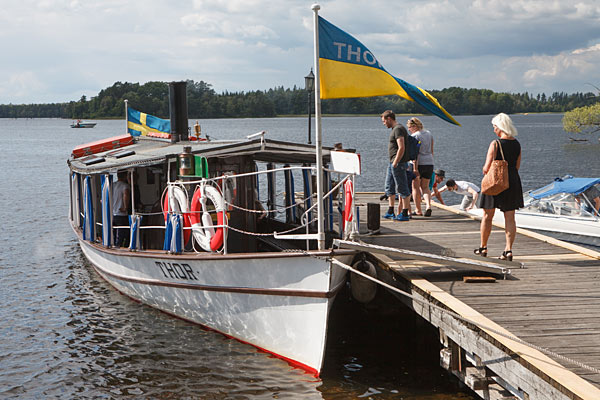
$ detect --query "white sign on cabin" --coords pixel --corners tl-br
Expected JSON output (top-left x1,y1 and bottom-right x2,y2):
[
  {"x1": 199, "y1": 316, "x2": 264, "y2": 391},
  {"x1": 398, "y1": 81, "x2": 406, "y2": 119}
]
[{"x1": 330, "y1": 151, "x2": 361, "y2": 175}]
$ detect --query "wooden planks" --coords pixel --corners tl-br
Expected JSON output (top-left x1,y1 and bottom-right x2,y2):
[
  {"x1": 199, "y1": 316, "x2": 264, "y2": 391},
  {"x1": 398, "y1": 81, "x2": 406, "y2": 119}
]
[{"x1": 355, "y1": 193, "x2": 600, "y2": 397}]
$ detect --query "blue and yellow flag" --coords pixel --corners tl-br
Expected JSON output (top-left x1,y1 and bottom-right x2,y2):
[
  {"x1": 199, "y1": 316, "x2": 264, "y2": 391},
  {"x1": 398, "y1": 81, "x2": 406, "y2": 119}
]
[
  {"x1": 127, "y1": 107, "x2": 171, "y2": 137},
  {"x1": 318, "y1": 17, "x2": 459, "y2": 125}
]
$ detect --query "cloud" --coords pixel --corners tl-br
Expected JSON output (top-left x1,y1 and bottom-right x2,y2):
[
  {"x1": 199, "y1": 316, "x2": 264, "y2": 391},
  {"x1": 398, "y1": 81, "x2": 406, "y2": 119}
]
[
  {"x1": 0, "y1": 72, "x2": 45, "y2": 103},
  {"x1": 180, "y1": 13, "x2": 277, "y2": 40},
  {"x1": 1, "y1": 0, "x2": 600, "y2": 104}
]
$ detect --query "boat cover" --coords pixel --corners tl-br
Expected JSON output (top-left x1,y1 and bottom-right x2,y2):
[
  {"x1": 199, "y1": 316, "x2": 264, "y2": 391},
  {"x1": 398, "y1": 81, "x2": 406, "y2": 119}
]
[{"x1": 530, "y1": 176, "x2": 600, "y2": 199}]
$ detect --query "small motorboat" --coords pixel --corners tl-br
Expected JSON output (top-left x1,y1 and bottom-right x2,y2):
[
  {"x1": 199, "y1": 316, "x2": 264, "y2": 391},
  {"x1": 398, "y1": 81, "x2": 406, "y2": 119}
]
[
  {"x1": 465, "y1": 176, "x2": 600, "y2": 247},
  {"x1": 71, "y1": 120, "x2": 97, "y2": 128}
]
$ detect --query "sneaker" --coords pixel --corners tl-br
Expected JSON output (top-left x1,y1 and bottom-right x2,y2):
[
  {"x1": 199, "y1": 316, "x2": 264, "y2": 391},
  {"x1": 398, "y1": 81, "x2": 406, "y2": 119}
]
[
  {"x1": 394, "y1": 214, "x2": 410, "y2": 221},
  {"x1": 383, "y1": 212, "x2": 395, "y2": 219}
]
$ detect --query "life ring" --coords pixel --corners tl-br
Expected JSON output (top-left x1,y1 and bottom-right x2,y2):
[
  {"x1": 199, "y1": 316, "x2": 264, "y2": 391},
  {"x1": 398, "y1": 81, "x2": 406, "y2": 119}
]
[
  {"x1": 343, "y1": 179, "x2": 354, "y2": 232},
  {"x1": 163, "y1": 185, "x2": 192, "y2": 244},
  {"x1": 190, "y1": 185, "x2": 226, "y2": 252}
]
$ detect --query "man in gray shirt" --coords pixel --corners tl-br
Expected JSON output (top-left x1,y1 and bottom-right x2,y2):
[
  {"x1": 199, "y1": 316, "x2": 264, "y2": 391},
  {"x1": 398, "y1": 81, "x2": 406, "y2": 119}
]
[{"x1": 381, "y1": 110, "x2": 411, "y2": 221}]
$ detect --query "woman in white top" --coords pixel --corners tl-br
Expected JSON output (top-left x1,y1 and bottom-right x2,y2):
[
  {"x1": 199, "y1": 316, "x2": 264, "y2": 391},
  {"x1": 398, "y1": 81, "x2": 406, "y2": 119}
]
[{"x1": 407, "y1": 117, "x2": 435, "y2": 216}]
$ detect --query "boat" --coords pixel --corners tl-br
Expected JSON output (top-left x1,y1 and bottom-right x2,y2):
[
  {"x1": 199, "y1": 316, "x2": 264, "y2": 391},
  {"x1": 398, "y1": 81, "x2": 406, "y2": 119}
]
[
  {"x1": 463, "y1": 176, "x2": 600, "y2": 247},
  {"x1": 67, "y1": 83, "x2": 360, "y2": 375},
  {"x1": 71, "y1": 120, "x2": 97, "y2": 128}
]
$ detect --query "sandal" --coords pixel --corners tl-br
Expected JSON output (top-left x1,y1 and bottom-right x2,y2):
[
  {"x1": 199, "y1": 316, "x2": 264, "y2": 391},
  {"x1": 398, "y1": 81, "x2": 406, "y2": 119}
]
[
  {"x1": 411, "y1": 211, "x2": 423, "y2": 216},
  {"x1": 499, "y1": 250, "x2": 513, "y2": 261},
  {"x1": 424, "y1": 209, "x2": 432, "y2": 217},
  {"x1": 473, "y1": 247, "x2": 487, "y2": 257}
]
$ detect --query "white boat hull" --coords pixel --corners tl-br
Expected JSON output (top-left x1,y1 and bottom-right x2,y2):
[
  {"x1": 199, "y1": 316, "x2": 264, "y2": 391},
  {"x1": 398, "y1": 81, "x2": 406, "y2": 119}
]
[
  {"x1": 464, "y1": 207, "x2": 600, "y2": 247},
  {"x1": 78, "y1": 239, "x2": 349, "y2": 374}
]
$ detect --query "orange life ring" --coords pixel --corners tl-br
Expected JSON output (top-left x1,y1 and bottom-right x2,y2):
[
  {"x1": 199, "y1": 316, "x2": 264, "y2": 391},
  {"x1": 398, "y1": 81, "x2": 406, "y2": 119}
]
[
  {"x1": 190, "y1": 185, "x2": 225, "y2": 252},
  {"x1": 162, "y1": 186, "x2": 192, "y2": 244},
  {"x1": 343, "y1": 179, "x2": 354, "y2": 231}
]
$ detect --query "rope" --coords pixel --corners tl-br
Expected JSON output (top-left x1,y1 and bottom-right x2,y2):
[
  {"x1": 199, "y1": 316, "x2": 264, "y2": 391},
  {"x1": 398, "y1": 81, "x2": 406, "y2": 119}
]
[
  {"x1": 325, "y1": 256, "x2": 600, "y2": 376},
  {"x1": 225, "y1": 217, "x2": 317, "y2": 237},
  {"x1": 223, "y1": 198, "x2": 309, "y2": 214}
]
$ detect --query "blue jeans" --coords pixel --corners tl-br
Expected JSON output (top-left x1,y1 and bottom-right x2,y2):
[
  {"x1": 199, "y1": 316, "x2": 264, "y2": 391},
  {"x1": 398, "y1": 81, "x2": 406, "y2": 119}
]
[{"x1": 385, "y1": 162, "x2": 411, "y2": 198}]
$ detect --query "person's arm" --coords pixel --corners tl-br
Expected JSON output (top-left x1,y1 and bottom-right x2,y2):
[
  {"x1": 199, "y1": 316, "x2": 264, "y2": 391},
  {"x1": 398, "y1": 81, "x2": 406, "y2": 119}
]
[
  {"x1": 393, "y1": 136, "x2": 405, "y2": 167},
  {"x1": 121, "y1": 187, "x2": 130, "y2": 214},
  {"x1": 433, "y1": 186, "x2": 444, "y2": 204},
  {"x1": 516, "y1": 151, "x2": 521, "y2": 170},
  {"x1": 466, "y1": 187, "x2": 478, "y2": 210},
  {"x1": 482, "y1": 141, "x2": 496, "y2": 175}
]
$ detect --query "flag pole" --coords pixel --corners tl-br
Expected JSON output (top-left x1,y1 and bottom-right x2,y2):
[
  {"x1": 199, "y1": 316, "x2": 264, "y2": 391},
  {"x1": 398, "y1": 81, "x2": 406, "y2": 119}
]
[
  {"x1": 124, "y1": 99, "x2": 129, "y2": 135},
  {"x1": 311, "y1": 3, "x2": 325, "y2": 250}
]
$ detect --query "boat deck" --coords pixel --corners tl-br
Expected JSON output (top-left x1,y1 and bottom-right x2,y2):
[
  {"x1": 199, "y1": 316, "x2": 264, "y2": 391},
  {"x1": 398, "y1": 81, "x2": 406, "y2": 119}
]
[{"x1": 353, "y1": 193, "x2": 600, "y2": 400}]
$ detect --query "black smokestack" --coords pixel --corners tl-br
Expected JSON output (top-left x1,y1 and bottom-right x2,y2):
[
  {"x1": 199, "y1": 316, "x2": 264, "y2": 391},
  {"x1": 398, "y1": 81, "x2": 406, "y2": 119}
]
[{"x1": 169, "y1": 81, "x2": 188, "y2": 143}]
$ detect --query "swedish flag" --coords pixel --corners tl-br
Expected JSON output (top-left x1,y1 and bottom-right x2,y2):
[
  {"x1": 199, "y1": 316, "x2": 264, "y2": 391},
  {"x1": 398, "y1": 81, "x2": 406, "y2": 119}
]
[
  {"x1": 127, "y1": 107, "x2": 171, "y2": 137},
  {"x1": 318, "y1": 16, "x2": 459, "y2": 125}
]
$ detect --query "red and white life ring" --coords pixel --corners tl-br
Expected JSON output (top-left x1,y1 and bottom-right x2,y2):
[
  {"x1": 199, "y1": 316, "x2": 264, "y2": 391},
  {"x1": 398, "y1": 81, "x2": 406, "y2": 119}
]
[
  {"x1": 190, "y1": 185, "x2": 226, "y2": 252},
  {"x1": 343, "y1": 179, "x2": 354, "y2": 233},
  {"x1": 163, "y1": 185, "x2": 192, "y2": 244}
]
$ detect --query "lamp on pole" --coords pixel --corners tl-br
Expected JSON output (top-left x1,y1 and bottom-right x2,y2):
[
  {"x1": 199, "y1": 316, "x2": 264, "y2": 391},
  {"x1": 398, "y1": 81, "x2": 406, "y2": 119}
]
[{"x1": 304, "y1": 69, "x2": 315, "y2": 145}]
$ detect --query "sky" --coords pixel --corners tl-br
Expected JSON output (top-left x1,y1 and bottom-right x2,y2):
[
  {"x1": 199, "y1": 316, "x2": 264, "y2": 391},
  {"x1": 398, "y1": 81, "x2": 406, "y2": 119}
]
[{"x1": 1, "y1": 0, "x2": 599, "y2": 104}]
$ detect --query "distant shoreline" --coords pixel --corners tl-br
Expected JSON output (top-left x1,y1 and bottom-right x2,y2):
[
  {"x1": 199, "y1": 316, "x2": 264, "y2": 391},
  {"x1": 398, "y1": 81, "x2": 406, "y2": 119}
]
[{"x1": 50, "y1": 111, "x2": 564, "y2": 120}]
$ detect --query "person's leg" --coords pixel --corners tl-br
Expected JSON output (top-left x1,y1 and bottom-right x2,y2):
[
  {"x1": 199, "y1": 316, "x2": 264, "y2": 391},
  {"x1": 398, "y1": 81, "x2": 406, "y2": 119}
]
[
  {"x1": 392, "y1": 163, "x2": 411, "y2": 220},
  {"x1": 384, "y1": 164, "x2": 396, "y2": 218},
  {"x1": 113, "y1": 215, "x2": 128, "y2": 247},
  {"x1": 460, "y1": 195, "x2": 471, "y2": 210},
  {"x1": 420, "y1": 177, "x2": 432, "y2": 212},
  {"x1": 412, "y1": 176, "x2": 422, "y2": 214},
  {"x1": 402, "y1": 192, "x2": 412, "y2": 214},
  {"x1": 503, "y1": 209, "x2": 516, "y2": 252},
  {"x1": 477, "y1": 208, "x2": 495, "y2": 256}
]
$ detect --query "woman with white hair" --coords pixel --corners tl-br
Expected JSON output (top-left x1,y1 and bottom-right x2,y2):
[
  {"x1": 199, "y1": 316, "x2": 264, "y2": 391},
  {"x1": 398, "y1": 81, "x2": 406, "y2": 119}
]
[
  {"x1": 474, "y1": 113, "x2": 524, "y2": 261},
  {"x1": 407, "y1": 117, "x2": 435, "y2": 217}
]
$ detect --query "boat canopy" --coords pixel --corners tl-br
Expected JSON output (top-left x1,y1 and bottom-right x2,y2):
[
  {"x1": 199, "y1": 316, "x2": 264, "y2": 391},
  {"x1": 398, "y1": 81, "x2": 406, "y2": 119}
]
[
  {"x1": 530, "y1": 176, "x2": 600, "y2": 199},
  {"x1": 67, "y1": 136, "x2": 331, "y2": 175}
]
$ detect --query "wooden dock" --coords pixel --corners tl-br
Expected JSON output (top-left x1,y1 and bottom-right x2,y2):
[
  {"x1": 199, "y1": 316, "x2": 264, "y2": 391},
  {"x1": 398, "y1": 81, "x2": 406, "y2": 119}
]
[{"x1": 350, "y1": 193, "x2": 600, "y2": 400}]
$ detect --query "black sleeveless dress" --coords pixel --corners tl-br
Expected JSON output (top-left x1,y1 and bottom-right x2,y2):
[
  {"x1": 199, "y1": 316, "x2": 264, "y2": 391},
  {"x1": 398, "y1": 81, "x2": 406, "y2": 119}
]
[{"x1": 476, "y1": 139, "x2": 524, "y2": 211}]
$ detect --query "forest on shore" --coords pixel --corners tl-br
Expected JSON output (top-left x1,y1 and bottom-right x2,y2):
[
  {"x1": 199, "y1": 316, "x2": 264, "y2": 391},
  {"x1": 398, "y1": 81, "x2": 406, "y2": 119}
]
[{"x1": 0, "y1": 80, "x2": 596, "y2": 119}]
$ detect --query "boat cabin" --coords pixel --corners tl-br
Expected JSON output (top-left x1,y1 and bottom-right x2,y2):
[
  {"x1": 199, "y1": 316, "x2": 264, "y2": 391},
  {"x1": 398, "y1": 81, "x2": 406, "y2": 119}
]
[{"x1": 68, "y1": 135, "x2": 349, "y2": 254}]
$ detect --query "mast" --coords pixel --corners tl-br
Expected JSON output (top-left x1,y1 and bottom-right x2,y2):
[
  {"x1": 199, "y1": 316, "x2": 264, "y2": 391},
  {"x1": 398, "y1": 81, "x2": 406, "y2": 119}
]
[
  {"x1": 312, "y1": 4, "x2": 325, "y2": 250},
  {"x1": 124, "y1": 99, "x2": 129, "y2": 134}
]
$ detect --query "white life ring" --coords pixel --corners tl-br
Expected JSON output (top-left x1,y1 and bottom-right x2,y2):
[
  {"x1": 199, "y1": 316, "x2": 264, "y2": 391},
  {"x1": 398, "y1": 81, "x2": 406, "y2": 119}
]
[
  {"x1": 163, "y1": 185, "x2": 192, "y2": 244},
  {"x1": 190, "y1": 185, "x2": 226, "y2": 252}
]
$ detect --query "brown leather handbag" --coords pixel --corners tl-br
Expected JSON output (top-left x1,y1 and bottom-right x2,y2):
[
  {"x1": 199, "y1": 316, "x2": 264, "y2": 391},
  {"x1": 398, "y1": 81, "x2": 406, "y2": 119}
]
[{"x1": 481, "y1": 140, "x2": 509, "y2": 195}]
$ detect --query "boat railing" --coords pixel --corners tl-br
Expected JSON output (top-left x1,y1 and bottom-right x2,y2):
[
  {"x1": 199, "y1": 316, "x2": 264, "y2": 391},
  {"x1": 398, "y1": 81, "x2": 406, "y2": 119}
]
[
  {"x1": 140, "y1": 165, "x2": 355, "y2": 253},
  {"x1": 79, "y1": 164, "x2": 357, "y2": 254}
]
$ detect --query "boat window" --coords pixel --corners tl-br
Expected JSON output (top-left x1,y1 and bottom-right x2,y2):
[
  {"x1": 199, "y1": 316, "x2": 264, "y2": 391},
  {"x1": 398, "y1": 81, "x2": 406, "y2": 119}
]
[
  {"x1": 81, "y1": 155, "x2": 106, "y2": 165},
  {"x1": 107, "y1": 149, "x2": 135, "y2": 159}
]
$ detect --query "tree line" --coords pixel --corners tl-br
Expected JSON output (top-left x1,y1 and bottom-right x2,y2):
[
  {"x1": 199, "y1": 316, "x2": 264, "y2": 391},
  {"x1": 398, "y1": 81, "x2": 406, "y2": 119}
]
[{"x1": 0, "y1": 80, "x2": 597, "y2": 119}]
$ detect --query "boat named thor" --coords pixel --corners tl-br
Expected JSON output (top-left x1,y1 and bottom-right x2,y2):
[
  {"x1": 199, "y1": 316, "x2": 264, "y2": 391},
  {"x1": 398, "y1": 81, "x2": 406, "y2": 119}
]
[{"x1": 67, "y1": 83, "x2": 360, "y2": 375}]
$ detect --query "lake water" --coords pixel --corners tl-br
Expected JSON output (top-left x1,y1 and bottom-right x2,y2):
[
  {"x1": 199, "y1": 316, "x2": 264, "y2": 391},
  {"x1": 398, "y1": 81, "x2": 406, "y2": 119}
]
[{"x1": 1, "y1": 114, "x2": 598, "y2": 399}]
